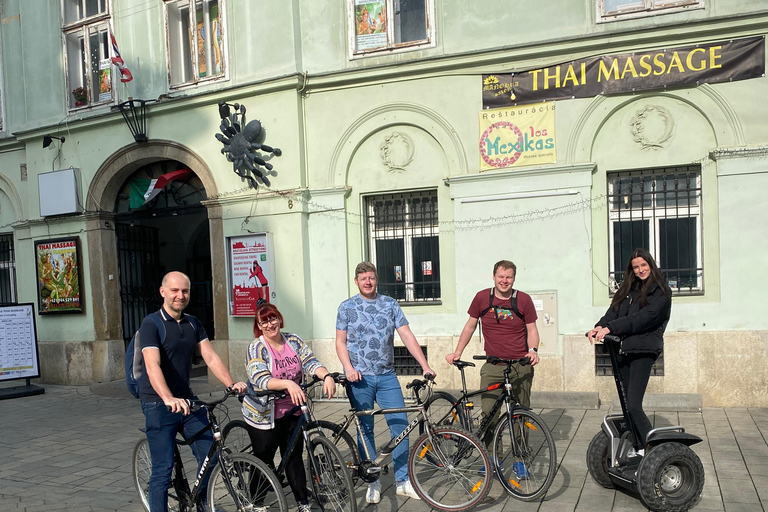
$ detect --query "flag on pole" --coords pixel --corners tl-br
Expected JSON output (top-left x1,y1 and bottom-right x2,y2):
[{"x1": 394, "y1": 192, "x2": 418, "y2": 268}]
[
  {"x1": 110, "y1": 30, "x2": 133, "y2": 83},
  {"x1": 130, "y1": 169, "x2": 192, "y2": 208}
]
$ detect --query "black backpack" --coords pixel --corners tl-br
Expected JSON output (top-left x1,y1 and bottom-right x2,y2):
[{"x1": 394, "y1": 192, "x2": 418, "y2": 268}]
[{"x1": 125, "y1": 312, "x2": 165, "y2": 399}]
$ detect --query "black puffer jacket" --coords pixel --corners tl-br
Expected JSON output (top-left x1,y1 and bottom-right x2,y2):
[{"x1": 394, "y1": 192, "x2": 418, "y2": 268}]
[{"x1": 596, "y1": 282, "x2": 671, "y2": 355}]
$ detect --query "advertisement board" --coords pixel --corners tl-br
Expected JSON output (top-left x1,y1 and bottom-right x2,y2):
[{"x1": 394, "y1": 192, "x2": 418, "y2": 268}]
[{"x1": 227, "y1": 234, "x2": 274, "y2": 317}]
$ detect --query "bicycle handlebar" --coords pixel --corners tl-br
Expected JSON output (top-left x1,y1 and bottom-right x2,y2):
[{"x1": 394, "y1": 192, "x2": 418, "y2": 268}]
[
  {"x1": 166, "y1": 387, "x2": 239, "y2": 412},
  {"x1": 472, "y1": 355, "x2": 531, "y2": 366},
  {"x1": 405, "y1": 373, "x2": 436, "y2": 391}
]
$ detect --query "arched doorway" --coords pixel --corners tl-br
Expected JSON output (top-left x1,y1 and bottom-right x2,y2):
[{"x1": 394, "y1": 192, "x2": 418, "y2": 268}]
[
  {"x1": 113, "y1": 161, "x2": 213, "y2": 347},
  {"x1": 86, "y1": 141, "x2": 229, "y2": 368}
]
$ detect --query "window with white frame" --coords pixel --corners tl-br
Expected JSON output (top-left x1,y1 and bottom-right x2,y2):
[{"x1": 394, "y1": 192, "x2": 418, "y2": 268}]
[
  {"x1": 365, "y1": 190, "x2": 441, "y2": 303},
  {"x1": 62, "y1": 0, "x2": 113, "y2": 109},
  {"x1": 0, "y1": 234, "x2": 17, "y2": 305},
  {"x1": 164, "y1": 0, "x2": 226, "y2": 87},
  {"x1": 608, "y1": 165, "x2": 702, "y2": 294},
  {"x1": 597, "y1": 0, "x2": 704, "y2": 22},
  {"x1": 348, "y1": 0, "x2": 434, "y2": 57}
]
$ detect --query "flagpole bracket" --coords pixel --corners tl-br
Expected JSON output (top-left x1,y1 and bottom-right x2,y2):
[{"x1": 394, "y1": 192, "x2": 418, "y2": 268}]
[{"x1": 116, "y1": 98, "x2": 152, "y2": 143}]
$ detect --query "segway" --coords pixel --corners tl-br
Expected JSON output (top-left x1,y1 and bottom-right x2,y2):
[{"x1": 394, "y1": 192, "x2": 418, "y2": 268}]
[{"x1": 586, "y1": 334, "x2": 705, "y2": 512}]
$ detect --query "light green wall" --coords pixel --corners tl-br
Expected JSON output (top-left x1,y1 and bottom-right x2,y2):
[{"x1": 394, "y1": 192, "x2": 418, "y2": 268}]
[{"x1": 0, "y1": 0, "x2": 767, "y2": 391}]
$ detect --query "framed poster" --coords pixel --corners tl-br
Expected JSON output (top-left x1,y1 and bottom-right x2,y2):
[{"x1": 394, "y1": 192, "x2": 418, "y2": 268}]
[
  {"x1": 227, "y1": 233, "x2": 274, "y2": 317},
  {"x1": 34, "y1": 237, "x2": 84, "y2": 314},
  {"x1": 0, "y1": 303, "x2": 41, "y2": 381}
]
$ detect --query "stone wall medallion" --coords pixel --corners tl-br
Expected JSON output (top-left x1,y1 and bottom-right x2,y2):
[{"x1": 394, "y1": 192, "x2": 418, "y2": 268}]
[
  {"x1": 629, "y1": 105, "x2": 675, "y2": 150},
  {"x1": 380, "y1": 132, "x2": 414, "y2": 172}
]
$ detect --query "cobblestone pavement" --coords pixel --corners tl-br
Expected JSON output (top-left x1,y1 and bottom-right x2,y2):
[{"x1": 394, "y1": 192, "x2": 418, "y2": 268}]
[{"x1": 1, "y1": 381, "x2": 766, "y2": 512}]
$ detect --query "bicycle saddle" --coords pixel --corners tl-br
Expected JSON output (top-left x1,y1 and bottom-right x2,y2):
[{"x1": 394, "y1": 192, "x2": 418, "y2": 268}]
[{"x1": 452, "y1": 360, "x2": 476, "y2": 369}]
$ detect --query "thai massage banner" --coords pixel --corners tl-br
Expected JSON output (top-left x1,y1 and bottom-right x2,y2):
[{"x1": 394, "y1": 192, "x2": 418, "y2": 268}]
[
  {"x1": 34, "y1": 237, "x2": 83, "y2": 314},
  {"x1": 482, "y1": 36, "x2": 765, "y2": 108},
  {"x1": 227, "y1": 234, "x2": 273, "y2": 317},
  {"x1": 478, "y1": 101, "x2": 556, "y2": 171}
]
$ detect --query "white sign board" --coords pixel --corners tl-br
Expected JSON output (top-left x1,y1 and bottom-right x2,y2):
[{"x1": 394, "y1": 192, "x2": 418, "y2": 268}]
[{"x1": 0, "y1": 304, "x2": 41, "y2": 381}]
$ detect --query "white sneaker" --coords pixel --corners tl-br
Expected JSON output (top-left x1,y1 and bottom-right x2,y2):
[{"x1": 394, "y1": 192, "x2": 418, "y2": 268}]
[
  {"x1": 366, "y1": 480, "x2": 381, "y2": 504},
  {"x1": 396, "y1": 480, "x2": 421, "y2": 500}
]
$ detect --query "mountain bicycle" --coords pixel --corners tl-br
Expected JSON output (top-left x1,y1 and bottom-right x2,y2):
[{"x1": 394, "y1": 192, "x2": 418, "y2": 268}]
[
  {"x1": 301, "y1": 373, "x2": 493, "y2": 512},
  {"x1": 221, "y1": 375, "x2": 357, "y2": 512},
  {"x1": 421, "y1": 356, "x2": 557, "y2": 501},
  {"x1": 132, "y1": 388, "x2": 287, "y2": 512}
]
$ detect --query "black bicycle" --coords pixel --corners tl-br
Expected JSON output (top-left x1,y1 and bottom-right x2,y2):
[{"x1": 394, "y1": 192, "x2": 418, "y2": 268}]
[
  {"x1": 222, "y1": 375, "x2": 357, "y2": 512},
  {"x1": 132, "y1": 388, "x2": 287, "y2": 512},
  {"x1": 420, "y1": 356, "x2": 557, "y2": 501},
  {"x1": 304, "y1": 373, "x2": 494, "y2": 512}
]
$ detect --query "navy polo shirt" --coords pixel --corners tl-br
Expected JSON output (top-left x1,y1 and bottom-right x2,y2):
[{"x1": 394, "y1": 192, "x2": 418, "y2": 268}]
[{"x1": 138, "y1": 307, "x2": 208, "y2": 403}]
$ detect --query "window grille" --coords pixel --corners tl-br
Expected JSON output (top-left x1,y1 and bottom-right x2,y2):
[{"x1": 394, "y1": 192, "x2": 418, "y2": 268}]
[
  {"x1": 365, "y1": 190, "x2": 440, "y2": 304},
  {"x1": 394, "y1": 346, "x2": 427, "y2": 376},
  {"x1": 595, "y1": 344, "x2": 664, "y2": 376},
  {"x1": 608, "y1": 165, "x2": 702, "y2": 295},
  {"x1": 0, "y1": 234, "x2": 17, "y2": 305}
]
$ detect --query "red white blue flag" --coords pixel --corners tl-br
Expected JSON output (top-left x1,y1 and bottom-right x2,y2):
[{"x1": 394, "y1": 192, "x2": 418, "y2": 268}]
[{"x1": 110, "y1": 30, "x2": 133, "y2": 83}]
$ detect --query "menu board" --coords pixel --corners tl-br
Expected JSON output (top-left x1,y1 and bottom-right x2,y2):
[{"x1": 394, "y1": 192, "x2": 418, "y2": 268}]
[{"x1": 0, "y1": 304, "x2": 41, "y2": 381}]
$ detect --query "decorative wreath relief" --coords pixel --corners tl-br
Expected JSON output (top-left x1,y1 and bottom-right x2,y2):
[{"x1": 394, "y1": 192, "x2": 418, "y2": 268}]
[
  {"x1": 629, "y1": 105, "x2": 675, "y2": 150},
  {"x1": 216, "y1": 102, "x2": 281, "y2": 188},
  {"x1": 380, "y1": 132, "x2": 415, "y2": 173}
]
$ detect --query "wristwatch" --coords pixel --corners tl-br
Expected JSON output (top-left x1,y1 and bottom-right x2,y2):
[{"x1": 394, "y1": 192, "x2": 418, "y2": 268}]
[{"x1": 528, "y1": 347, "x2": 538, "y2": 353}]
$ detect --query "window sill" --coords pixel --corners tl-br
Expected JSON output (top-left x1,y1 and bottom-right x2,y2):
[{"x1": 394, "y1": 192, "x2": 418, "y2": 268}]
[
  {"x1": 68, "y1": 101, "x2": 114, "y2": 113},
  {"x1": 350, "y1": 39, "x2": 435, "y2": 60},
  {"x1": 596, "y1": 3, "x2": 704, "y2": 23},
  {"x1": 169, "y1": 74, "x2": 229, "y2": 91},
  {"x1": 397, "y1": 300, "x2": 442, "y2": 307}
]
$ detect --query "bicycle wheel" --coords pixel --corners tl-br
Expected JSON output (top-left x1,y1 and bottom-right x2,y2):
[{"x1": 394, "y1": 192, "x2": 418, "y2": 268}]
[
  {"x1": 309, "y1": 420, "x2": 360, "y2": 484},
  {"x1": 207, "y1": 453, "x2": 288, "y2": 512},
  {"x1": 408, "y1": 426, "x2": 493, "y2": 512},
  {"x1": 493, "y1": 409, "x2": 557, "y2": 501},
  {"x1": 420, "y1": 392, "x2": 467, "y2": 434},
  {"x1": 222, "y1": 419, "x2": 253, "y2": 454},
  {"x1": 307, "y1": 436, "x2": 357, "y2": 512},
  {"x1": 132, "y1": 438, "x2": 182, "y2": 512}
]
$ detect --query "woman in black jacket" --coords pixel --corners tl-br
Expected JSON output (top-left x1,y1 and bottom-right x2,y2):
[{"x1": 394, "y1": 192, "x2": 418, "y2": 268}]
[{"x1": 587, "y1": 248, "x2": 672, "y2": 451}]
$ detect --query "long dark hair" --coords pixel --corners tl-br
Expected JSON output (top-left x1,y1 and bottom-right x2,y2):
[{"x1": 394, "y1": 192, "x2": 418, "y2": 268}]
[{"x1": 610, "y1": 248, "x2": 671, "y2": 311}]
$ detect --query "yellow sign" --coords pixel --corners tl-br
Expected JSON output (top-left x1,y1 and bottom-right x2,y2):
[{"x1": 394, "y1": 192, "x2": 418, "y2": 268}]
[{"x1": 478, "y1": 102, "x2": 556, "y2": 171}]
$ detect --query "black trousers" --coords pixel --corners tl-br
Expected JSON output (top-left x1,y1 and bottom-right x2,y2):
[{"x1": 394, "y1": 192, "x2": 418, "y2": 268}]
[
  {"x1": 247, "y1": 414, "x2": 308, "y2": 503},
  {"x1": 618, "y1": 352, "x2": 657, "y2": 447}
]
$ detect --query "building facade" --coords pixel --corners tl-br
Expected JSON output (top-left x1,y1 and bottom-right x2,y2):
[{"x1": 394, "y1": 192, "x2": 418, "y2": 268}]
[{"x1": 0, "y1": 0, "x2": 766, "y2": 406}]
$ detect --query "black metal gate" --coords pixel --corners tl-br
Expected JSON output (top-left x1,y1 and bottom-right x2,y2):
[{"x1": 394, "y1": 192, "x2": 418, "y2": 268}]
[{"x1": 117, "y1": 223, "x2": 162, "y2": 348}]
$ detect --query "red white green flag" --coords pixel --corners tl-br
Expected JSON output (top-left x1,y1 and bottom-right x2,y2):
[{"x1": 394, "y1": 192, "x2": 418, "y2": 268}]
[{"x1": 129, "y1": 169, "x2": 192, "y2": 208}]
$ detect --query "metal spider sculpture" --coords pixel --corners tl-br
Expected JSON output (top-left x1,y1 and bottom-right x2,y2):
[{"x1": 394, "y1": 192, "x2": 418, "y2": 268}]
[{"x1": 216, "y1": 102, "x2": 282, "y2": 189}]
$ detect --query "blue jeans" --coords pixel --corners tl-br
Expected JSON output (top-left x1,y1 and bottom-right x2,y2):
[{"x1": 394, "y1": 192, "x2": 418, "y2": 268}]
[
  {"x1": 142, "y1": 399, "x2": 215, "y2": 512},
  {"x1": 347, "y1": 371, "x2": 409, "y2": 483}
]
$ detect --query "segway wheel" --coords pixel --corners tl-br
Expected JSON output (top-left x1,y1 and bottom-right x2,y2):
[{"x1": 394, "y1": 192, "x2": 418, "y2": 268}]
[
  {"x1": 636, "y1": 442, "x2": 704, "y2": 512},
  {"x1": 586, "y1": 431, "x2": 614, "y2": 489}
]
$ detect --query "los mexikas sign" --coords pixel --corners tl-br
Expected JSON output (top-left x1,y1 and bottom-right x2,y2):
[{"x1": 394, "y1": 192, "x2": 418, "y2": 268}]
[{"x1": 483, "y1": 36, "x2": 765, "y2": 108}]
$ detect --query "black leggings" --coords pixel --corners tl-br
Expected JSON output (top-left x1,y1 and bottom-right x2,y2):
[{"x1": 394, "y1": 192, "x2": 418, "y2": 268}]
[
  {"x1": 617, "y1": 353, "x2": 657, "y2": 447},
  {"x1": 247, "y1": 414, "x2": 307, "y2": 503}
]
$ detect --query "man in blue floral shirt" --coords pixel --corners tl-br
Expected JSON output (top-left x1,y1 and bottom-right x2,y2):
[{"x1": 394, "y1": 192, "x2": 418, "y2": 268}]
[{"x1": 335, "y1": 261, "x2": 434, "y2": 503}]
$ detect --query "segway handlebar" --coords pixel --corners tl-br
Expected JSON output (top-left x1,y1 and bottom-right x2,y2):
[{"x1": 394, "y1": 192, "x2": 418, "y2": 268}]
[{"x1": 584, "y1": 332, "x2": 621, "y2": 343}]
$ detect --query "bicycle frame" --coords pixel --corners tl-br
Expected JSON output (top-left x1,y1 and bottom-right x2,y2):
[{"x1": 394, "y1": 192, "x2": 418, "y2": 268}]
[
  {"x1": 272, "y1": 404, "x2": 327, "y2": 476},
  {"x1": 168, "y1": 401, "x2": 241, "y2": 509},
  {"x1": 333, "y1": 381, "x2": 442, "y2": 473},
  {"x1": 442, "y1": 361, "x2": 529, "y2": 441}
]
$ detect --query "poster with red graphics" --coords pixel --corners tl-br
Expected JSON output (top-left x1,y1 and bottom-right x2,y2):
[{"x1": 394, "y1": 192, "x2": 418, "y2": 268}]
[{"x1": 228, "y1": 234, "x2": 272, "y2": 316}]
